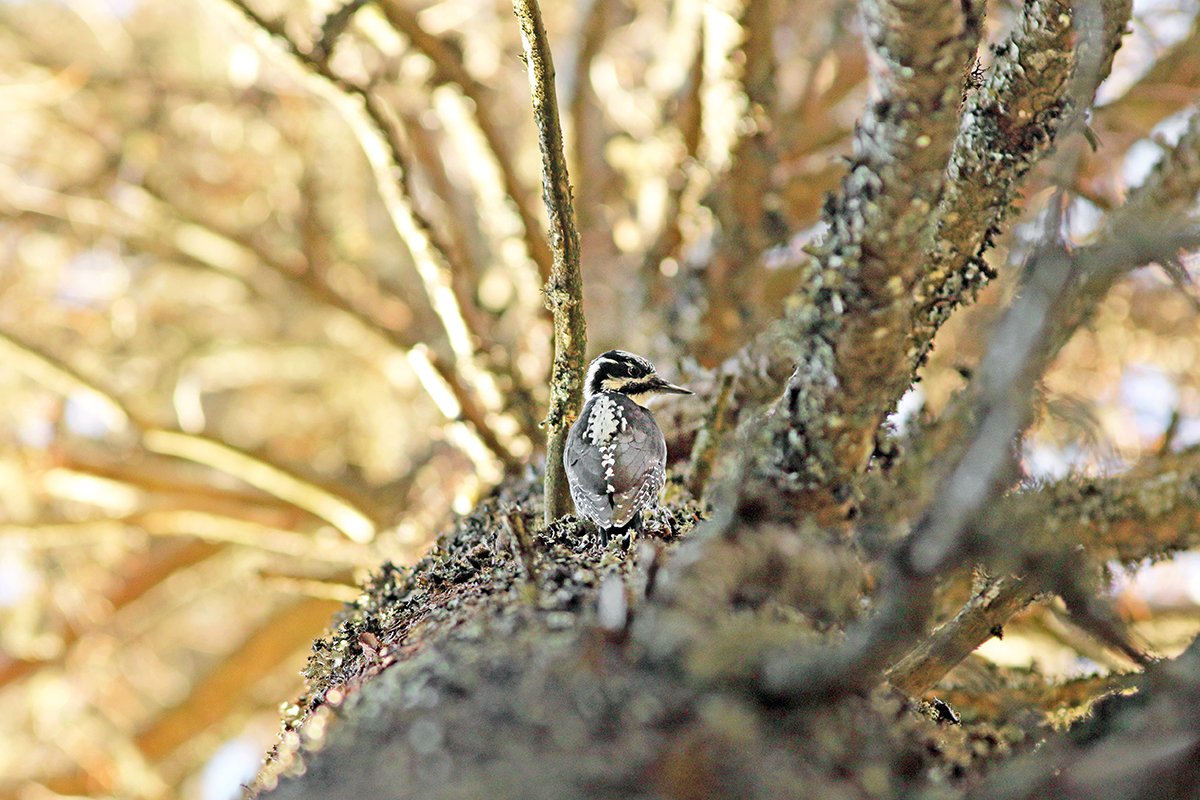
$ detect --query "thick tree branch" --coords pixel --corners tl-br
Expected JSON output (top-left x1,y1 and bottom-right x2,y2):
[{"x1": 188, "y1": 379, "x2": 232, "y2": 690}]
[
  {"x1": 757, "y1": 0, "x2": 981, "y2": 505},
  {"x1": 734, "y1": 0, "x2": 1133, "y2": 512},
  {"x1": 513, "y1": 0, "x2": 588, "y2": 525},
  {"x1": 759, "y1": 201, "x2": 1095, "y2": 701},
  {"x1": 914, "y1": 0, "x2": 1132, "y2": 345}
]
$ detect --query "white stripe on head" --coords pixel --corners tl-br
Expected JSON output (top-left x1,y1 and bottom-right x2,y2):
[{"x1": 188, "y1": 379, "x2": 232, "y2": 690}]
[{"x1": 584, "y1": 350, "x2": 655, "y2": 399}]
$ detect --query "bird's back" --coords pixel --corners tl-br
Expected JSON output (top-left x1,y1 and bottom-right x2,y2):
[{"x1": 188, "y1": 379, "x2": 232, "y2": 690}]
[{"x1": 564, "y1": 391, "x2": 667, "y2": 529}]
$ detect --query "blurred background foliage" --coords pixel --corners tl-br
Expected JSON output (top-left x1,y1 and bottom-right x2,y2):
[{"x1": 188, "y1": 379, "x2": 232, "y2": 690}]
[{"x1": 2, "y1": 0, "x2": 1200, "y2": 797}]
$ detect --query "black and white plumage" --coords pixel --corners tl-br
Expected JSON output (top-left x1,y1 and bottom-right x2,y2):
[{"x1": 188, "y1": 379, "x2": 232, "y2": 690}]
[{"x1": 564, "y1": 350, "x2": 691, "y2": 542}]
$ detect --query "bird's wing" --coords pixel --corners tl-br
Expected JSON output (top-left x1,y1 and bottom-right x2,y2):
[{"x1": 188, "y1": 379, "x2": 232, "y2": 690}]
[
  {"x1": 608, "y1": 408, "x2": 667, "y2": 527},
  {"x1": 564, "y1": 407, "x2": 614, "y2": 527}
]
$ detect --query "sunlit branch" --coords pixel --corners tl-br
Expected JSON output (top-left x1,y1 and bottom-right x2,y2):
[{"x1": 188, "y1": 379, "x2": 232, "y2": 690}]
[
  {"x1": 416, "y1": 89, "x2": 549, "y2": 438},
  {"x1": 7, "y1": 90, "x2": 523, "y2": 472},
  {"x1": 0, "y1": 328, "x2": 379, "y2": 542},
  {"x1": 375, "y1": 0, "x2": 555, "y2": 285},
  {"x1": 513, "y1": 0, "x2": 588, "y2": 525},
  {"x1": 143, "y1": 432, "x2": 377, "y2": 543},
  {"x1": 137, "y1": 179, "x2": 521, "y2": 474},
  {"x1": 219, "y1": 0, "x2": 517, "y2": 474},
  {"x1": 887, "y1": 575, "x2": 1039, "y2": 696},
  {"x1": 257, "y1": 573, "x2": 363, "y2": 603}
]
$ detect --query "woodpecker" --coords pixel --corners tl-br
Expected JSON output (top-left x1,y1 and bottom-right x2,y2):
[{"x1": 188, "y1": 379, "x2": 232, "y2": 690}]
[{"x1": 564, "y1": 350, "x2": 692, "y2": 544}]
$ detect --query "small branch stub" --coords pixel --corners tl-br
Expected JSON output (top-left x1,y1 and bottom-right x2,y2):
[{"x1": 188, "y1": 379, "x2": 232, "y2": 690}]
[{"x1": 513, "y1": 0, "x2": 587, "y2": 526}]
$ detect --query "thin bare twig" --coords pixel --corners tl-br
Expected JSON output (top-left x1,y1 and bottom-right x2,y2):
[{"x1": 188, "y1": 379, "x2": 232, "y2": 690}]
[
  {"x1": 513, "y1": 0, "x2": 588, "y2": 525},
  {"x1": 220, "y1": 0, "x2": 520, "y2": 474},
  {"x1": 375, "y1": 0, "x2": 555, "y2": 285}
]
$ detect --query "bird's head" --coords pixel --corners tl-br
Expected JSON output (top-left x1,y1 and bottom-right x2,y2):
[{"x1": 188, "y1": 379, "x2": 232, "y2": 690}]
[{"x1": 583, "y1": 350, "x2": 692, "y2": 406}]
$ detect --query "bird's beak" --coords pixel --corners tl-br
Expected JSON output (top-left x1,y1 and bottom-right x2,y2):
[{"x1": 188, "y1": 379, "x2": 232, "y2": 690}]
[{"x1": 651, "y1": 376, "x2": 692, "y2": 395}]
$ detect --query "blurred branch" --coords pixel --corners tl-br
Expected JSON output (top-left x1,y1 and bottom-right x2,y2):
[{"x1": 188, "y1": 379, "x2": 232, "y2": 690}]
[
  {"x1": 220, "y1": 0, "x2": 518, "y2": 473},
  {"x1": 375, "y1": 0, "x2": 555, "y2": 284},
  {"x1": 513, "y1": 0, "x2": 587, "y2": 525},
  {"x1": 0, "y1": 327, "x2": 379, "y2": 542},
  {"x1": 566, "y1": 0, "x2": 616, "y2": 235},
  {"x1": 5, "y1": 85, "x2": 523, "y2": 471},
  {"x1": 314, "y1": 0, "x2": 371, "y2": 63},
  {"x1": 875, "y1": 118, "x2": 1200, "y2": 695},
  {"x1": 42, "y1": 598, "x2": 345, "y2": 796},
  {"x1": 640, "y1": 27, "x2": 703, "y2": 296},
  {"x1": 890, "y1": 444, "x2": 1200, "y2": 695},
  {"x1": 701, "y1": 0, "x2": 779, "y2": 359},
  {"x1": 897, "y1": 108, "x2": 1200, "y2": 518},
  {"x1": 137, "y1": 179, "x2": 522, "y2": 473},
  {"x1": 1054, "y1": 109, "x2": 1200, "y2": 352},
  {"x1": 258, "y1": 573, "x2": 363, "y2": 603},
  {"x1": 1096, "y1": 15, "x2": 1200, "y2": 135},
  {"x1": 390, "y1": 108, "x2": 489, "y2": 335},
  {"x1": 934, "y1": 669, "x2": 1138, "y2": 720},
  {"x1": 0, "y1": 539, "x2": 222, "y2": 692}
]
